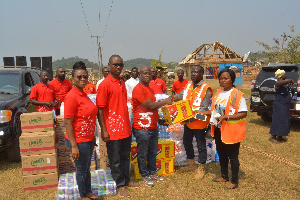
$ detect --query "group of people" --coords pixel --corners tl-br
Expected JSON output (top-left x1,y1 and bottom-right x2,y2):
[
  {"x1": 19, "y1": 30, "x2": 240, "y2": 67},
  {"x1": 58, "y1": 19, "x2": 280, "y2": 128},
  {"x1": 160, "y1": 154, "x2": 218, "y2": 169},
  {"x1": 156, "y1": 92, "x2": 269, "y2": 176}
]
[{"x1": 29, "y1": 55, "x2": 250, "y2": 199}]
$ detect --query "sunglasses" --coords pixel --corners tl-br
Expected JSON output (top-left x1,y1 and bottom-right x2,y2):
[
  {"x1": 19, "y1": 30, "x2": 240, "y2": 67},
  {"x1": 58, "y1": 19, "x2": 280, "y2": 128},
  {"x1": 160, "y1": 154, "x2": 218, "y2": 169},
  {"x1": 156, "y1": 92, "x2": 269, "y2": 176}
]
[
  {"x1": 109, "y1": 63, "x2": 124, "y2": 67},
  {"x1": 76, "y1": 75, "x2": 88, "y2": 80}
]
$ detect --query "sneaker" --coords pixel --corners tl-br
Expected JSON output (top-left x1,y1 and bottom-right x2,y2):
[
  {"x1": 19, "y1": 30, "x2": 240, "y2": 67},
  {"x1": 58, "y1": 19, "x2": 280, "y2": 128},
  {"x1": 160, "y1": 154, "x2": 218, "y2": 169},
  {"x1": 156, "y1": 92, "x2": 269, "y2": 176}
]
[
  {"x1": 151, "y1": 173, "x2": 165, "y2": 182},
  {"x1": 142, "y1": 175, "x2": 154, "y2": 187}
]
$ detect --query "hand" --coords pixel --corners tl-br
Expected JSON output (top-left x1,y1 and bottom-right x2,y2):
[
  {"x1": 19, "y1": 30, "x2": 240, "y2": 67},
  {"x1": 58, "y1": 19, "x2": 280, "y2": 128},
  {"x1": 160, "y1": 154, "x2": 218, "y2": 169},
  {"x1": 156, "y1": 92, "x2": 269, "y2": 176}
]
[
  {"x1": 165, "y1": 96, "x2": 173, "y2": 105},
  {"x1": 216, "y1": 115, "x2": 227, "y2": 125},
  {"x1": 102, "y1": 130, "x2": 110, "y2": 142},
  {"x1": 72, "y1": 146, "x2": 80, "y2": 160},
  {"x1": 289, "y1": 79, "x2": 294, "y2": 85}
]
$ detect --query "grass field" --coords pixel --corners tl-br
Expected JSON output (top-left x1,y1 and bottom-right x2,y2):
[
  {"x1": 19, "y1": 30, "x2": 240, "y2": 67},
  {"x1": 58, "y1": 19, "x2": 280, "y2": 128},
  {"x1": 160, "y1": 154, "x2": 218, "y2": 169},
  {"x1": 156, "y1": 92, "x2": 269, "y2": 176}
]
[{"x1": 0, "y1": 80, "x2": 299, "y2": 200}]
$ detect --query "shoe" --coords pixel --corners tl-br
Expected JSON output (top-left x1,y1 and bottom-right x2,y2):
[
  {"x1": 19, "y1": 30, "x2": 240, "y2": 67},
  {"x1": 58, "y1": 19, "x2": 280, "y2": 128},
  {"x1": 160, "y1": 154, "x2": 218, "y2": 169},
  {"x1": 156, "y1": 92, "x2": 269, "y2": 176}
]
[
  {"x1": 277, "y1": 137, "x2": 287, "y2": 142},
  {"x1": 224, "y1": 182, "x2": 238, "y2": 190},
  {"x1": 127, "y1": 181, "x2": 140, "y2": 188},
  {"x1": 142, "y1": 175, "x2": 154, "y2": 187},
  {"x1": 269, "y1": 137, "x2": 279, "y2": 144},
  {"x1": 212, "y1": 177, "x2": 229, "y2": 182},
  {"x1": 194, "y1": 164, "x2": 205, "y2": 180},
  {"x1": 86, "y1": 193, "x2": 103, "y2": 200},
  {"x1": 180, "y1": 159, "x2": 197, "y2": 172},
  {"x1": 118, "y1": 187, "x2": 130, "y2": 197},
  {"x1": 151, "y1": 173, "x2": 165, "y2": 182}
]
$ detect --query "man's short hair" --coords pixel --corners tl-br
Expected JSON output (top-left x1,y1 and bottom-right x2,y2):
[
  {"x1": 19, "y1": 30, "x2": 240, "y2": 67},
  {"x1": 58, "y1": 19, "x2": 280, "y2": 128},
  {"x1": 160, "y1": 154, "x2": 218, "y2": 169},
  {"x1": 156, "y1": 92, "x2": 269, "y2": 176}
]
[{"x1": 132, "y1": 67, "x2": 138, "y2": 71}]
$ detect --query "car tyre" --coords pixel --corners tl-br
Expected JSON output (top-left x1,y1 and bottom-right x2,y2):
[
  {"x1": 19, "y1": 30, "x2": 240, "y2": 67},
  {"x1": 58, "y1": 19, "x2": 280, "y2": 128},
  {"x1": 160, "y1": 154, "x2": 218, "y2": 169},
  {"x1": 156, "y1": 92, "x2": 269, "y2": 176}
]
[{"x1": 6, "y1": 120, "x2": 21, "y2": 162}]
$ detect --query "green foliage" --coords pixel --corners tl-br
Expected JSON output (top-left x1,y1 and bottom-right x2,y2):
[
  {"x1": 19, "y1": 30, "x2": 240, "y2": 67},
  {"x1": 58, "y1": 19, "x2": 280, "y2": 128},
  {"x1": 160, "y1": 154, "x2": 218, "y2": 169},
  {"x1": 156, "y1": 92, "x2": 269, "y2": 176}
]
[
  {"x1": 53, "y1": 56, "x2": 98, "y2": 70},
  {"x1": 123, "y1": 58, "x2": 153, "y2": 70},
  {"x1": 248, "y1": 51, "x2": 269, "y2": 62},
  {"x1": 255, "y1": 25, "x2": 300, "y2": 63}
]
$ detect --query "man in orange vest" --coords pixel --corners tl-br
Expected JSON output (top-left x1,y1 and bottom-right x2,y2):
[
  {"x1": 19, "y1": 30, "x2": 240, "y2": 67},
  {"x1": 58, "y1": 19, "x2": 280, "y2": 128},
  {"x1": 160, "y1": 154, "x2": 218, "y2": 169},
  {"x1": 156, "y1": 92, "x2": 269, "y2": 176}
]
[{"x1": 175, "y1": 65, "x2": 212, "y2": 180}]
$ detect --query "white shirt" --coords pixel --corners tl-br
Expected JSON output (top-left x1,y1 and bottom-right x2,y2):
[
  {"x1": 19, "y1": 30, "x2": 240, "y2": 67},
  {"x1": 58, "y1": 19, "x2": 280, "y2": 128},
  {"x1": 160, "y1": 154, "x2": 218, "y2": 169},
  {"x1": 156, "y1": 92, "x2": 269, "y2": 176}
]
[
  {"x1": 96, "y1": 78, "x2": 105, "y2": 91},
  {"x1": 214, "y1": 89, "x2": 248, "y2": 116},
  {"x1": 125, "y1": 77, "x2": 139, "y2": 98}
]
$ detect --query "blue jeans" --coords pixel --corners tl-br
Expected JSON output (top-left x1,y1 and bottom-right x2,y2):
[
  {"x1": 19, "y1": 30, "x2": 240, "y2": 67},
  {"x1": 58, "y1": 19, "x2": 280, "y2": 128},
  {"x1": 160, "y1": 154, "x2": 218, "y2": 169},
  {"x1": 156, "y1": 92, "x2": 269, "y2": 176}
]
[
  {"x1": 106, "y1": 135, "x2": 132, "y2": 189},
  {"x1": 183, "y1": 124, "x2": 207, "y2": 164},
  {"x1": 132, "y1": 128, "x2": 158, "y2": 177},
  {"x1": 65, "y1": 139, "x2": 94, "y2": 198}
]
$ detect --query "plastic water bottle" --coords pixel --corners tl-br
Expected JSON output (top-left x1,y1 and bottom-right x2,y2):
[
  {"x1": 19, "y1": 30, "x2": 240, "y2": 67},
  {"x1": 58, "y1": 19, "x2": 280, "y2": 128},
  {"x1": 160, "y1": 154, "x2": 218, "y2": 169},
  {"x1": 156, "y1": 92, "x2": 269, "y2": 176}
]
[{"x1": 215, "y1": 150, "x2": 219, "y2": 162}]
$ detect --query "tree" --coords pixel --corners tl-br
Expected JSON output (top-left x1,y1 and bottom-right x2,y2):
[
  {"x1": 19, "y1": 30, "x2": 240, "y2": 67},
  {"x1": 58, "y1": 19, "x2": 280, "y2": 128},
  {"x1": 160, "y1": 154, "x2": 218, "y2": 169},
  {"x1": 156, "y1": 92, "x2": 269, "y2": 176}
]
[{"x1": 255, "y1": 25, "x2": 300, "y2": 63}]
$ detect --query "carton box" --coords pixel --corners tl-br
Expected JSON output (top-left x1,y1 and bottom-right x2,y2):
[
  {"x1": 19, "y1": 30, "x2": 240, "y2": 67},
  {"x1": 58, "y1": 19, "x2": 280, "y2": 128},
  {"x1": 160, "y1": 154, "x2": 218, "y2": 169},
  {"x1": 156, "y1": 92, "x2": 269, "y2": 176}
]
[
  {"x1": 131, "y1": 139, "x2": 175, "y2": 163},
  {"x1": 57, "y1": 146, "x2": 71, "y2": 161},
  {"x1": 99, "y1": 157, "x2": 110, "y2": 169},
  {"x1": 58, "y1": 160, "x2": 76, "y2": 174},
  {"x1": 56, "y1": 115, "x2": 66, "y2": 133},
  {"x1": 133, "y1": 158, "x2": 174, "y2": 179},
  {"x1": 20, "y1": 132, "x2": 56, "y2": 156},
  {"x1": 22, "y1": 153, "x2": 58, "y2": 175},
  {"x1": 21, "y1": 111, "x2": 54, "y2": 133},
  {"x1": 161, "y1": 100, "x2": 194, "y2": 125},
  {"x1": 56, "y1": 132, "x2": 66, "y2": 146},
  {"x1": 23, "y1": 172, "x2": 58, "y2": 191}
]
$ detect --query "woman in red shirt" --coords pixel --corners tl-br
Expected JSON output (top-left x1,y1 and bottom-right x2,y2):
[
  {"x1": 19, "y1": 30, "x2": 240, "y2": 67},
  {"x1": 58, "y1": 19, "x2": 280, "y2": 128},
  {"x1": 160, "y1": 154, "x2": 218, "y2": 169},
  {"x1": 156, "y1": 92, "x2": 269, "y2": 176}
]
[{"x1": 64, "y1": 67, "x2": 99, "y2": 200}]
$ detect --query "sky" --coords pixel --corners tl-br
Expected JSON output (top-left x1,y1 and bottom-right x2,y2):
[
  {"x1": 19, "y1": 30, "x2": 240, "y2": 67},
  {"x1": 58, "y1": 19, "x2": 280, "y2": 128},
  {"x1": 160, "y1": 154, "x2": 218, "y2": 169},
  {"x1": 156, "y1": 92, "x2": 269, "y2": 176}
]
[{"x1": 1, "y1": 0, "x2": 299, "y2": 67}]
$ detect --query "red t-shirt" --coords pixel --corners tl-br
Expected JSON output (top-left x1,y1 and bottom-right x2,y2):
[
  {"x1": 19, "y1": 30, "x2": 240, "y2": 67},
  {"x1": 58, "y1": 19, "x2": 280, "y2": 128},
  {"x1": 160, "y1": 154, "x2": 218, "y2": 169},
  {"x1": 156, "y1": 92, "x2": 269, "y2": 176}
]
[
  {"x1": 83, "y1": 81, "x2": 97, "y2": 94},
  {"x1": 96, "y1": 74, "x2": 131, "y2": 140},
  {"x1": 48, "y1": 78, "x2": 72, "y2": 109},
  {"x1": 30, "y1": 81, "x2": 56, "y2": 112},
  {"x1": 64, "y1": 87, "x2": 98, "y2": 143},
  {"x1": 149, "y1": 78, "x2": 167, "y2": 94},
  {"x1": 132, "y1": 83, "x2": 158, "y2": 130},
  {"x1": 172, "y1": 79, "x2": 188, "y2": 94}
]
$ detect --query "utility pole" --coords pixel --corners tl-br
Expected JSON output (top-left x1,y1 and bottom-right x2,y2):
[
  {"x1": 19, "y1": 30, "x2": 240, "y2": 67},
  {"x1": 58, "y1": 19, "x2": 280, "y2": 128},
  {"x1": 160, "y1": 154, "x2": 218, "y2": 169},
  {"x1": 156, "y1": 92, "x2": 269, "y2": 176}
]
[{"x1": 91, "y1": 36, "x2": 103, "y2": 79}]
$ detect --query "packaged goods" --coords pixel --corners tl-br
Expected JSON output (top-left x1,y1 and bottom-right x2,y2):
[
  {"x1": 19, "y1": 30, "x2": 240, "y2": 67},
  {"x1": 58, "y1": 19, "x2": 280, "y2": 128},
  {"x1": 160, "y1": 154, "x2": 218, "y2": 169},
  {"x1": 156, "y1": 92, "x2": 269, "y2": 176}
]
[
  {"x1": 58, "y1": 160, "x2": 76, "y2": 174},
  {"x1": 56, "y1": 115, "x2": 66, "y2": 133},
  {"x1": 19, "y1": 131, "x2": 56, "y2": 156},
  {"x1": 22, "y1": 153, "x2": 57, "y2": 175},
  {"x1": 23, "y1": 172, "x2": 58, "y2": 191},
  {"x1": 161, "y1": 100, "x2": 194, "y2": 125},
  {"x1": 57, "y1": 170, "x2": 116, "y2": 199},
  {"x1": 21, "y1": 111, "x2": 54, "y2": 133}
]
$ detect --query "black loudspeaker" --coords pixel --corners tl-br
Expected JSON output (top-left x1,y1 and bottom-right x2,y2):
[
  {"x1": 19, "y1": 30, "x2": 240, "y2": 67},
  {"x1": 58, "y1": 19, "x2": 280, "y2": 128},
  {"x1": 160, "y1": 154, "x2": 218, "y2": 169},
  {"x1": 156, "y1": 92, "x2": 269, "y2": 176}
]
[
  {"x1": 3, "y1": 57, "x2": 15, "y2": 66},
  {"x1": 30, "y1": 57, "x2": 41, "y2": 70},
  {"x1": 16, "y1": 56, "x2": 27, "y2": 66},
  {"x1": 42, "y1": 56, "x2": 53, "y2": 81}
]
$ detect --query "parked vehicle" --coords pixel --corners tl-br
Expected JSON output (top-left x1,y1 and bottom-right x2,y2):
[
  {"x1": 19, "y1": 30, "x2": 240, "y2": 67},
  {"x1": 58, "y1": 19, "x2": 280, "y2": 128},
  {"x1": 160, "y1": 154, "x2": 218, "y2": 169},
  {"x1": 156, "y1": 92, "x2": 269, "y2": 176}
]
[
  {"x1": 250, "y1": 63, "x2": 300, "y2": 122},
  {"x1": 0, "y1": 66, "x2": 40, "y2": 161}
]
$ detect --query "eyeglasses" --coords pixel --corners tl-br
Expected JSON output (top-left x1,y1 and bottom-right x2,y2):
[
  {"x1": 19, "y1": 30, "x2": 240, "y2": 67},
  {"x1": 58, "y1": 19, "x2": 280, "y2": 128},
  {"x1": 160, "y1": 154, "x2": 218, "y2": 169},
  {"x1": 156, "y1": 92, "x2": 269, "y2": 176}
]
[
  {"x1": 76, "y1": 75, "x2": 88, "y2": 80},
  {"x1": 109, "y1": 63, "x2": 124, "y2": 67}
]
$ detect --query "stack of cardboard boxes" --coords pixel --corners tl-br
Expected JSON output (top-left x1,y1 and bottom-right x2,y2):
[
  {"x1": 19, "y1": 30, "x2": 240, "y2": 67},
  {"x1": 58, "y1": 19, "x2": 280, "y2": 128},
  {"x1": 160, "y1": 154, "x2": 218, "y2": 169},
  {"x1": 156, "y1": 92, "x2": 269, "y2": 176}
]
[
  {"x1": 19, "y1": 111, "x2": 58, "y2": 191},
  {"x1": 96, "y1": 135, "x2": 109, "y2": 170},
  {"x1": 131, "y1": 139, "x2": 175, "y2": 179}
]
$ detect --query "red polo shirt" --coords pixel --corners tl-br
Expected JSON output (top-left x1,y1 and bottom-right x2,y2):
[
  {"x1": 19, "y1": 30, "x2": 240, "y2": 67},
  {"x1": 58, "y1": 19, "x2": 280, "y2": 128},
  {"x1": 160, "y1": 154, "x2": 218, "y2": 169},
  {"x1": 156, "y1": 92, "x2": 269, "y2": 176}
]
[
  {"x1": 96, "y1": 74, "x2": 131, "y2": 140},
  {"x1": 172, "y1": 79, "x2": 188, "y2": 94},
  {"x1": 30, "y1": 81, "x2": 56, "y2": 112},
  {"x1": 132, "y1": 83, "x2": 159, "y2": 130},
  {"x1": 64, "y1": 87, "x2": 98, "y2": 143},
  {"x1": 48, "y1": 78, "x2": 72, "y2": 109},
  {"x1": 83, "y1": 81, "x2": 97, "y2": 94},
  {"x1": 149, "y1": 78, "x2": 167, "y2": 94}
]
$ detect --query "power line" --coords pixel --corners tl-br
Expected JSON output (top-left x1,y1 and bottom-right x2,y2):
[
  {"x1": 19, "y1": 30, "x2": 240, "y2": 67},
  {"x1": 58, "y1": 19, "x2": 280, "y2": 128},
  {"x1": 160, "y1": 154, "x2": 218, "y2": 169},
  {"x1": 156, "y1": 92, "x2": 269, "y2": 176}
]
[{"x1": 102, "y1": 0, "x2": 114, "y2": 38}]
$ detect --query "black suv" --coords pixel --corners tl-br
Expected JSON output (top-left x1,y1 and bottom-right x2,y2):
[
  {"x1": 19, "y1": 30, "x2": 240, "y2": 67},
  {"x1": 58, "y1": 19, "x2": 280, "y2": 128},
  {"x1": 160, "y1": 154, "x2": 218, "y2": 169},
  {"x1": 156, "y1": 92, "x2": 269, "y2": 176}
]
[
  {"x1": 250, "y1": 63, "x2": 300, "y2": 122},
  {"x1": 0, "y1": 66, "x2": 40, "y2": 161}
]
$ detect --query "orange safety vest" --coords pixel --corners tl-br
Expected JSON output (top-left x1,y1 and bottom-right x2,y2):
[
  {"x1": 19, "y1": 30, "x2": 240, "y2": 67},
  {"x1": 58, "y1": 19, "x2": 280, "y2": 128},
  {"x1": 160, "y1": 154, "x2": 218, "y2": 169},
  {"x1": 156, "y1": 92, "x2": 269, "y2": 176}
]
[
  {"x1": 183, "y1": 81, "x2": 212, "y2": 129},
  {"x1": 211, "y1": 88, "x2": 246, "y2": 144}
]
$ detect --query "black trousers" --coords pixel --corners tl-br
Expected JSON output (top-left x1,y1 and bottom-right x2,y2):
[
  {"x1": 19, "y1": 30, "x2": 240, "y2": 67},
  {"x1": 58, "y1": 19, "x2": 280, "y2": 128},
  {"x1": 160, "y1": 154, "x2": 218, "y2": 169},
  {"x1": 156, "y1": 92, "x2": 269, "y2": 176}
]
[
  {"x1": 183, "y1": 124, "x2": 207, "y2": 164},
  {"x1": 106, "y1": 135, "x2": 132, "y2": 189},
  {"x1": 214, "y1": 128, "x2": 240, "y2": 184}
]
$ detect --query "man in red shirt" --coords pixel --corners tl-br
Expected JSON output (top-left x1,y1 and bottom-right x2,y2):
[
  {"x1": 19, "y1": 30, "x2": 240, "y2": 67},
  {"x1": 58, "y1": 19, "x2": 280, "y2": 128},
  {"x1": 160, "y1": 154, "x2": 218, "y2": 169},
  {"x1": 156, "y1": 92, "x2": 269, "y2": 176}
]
[
  {"x1": 132, "y1": 66, "x2": 172, "y2": 187},
  {"x1": 30, "y1": 70, "x2": 58, "y2": 112},
  {"x1": 172, "y1": 69, "x2": 188, "y2": 95},
  {"x1": 83, "y1": 81, "x2": 96, "y2": 94},
  {"x1": 96, "y1": 55, "x2": 139, "y2": 197},
  {"x1": 48, "y1": 67, "x2": 72, "y2": 115},
  {"x1": 149, "y1": 68, "x2": 167, "y2": 94}
]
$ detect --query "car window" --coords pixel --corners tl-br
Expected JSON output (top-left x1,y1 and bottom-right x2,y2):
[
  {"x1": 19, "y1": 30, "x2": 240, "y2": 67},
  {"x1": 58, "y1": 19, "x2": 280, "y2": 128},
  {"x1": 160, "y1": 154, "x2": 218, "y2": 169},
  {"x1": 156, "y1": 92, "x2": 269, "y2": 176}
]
[
  {"x1": 256, "y1": 68, "x2": 299, "y2": 85},
  {"x1": 31, "y1": 71, "x2": 40, "y2": 85},
  {"x1": 24, "y1": 72, "x2": 34, "y2": 92},
  {"x1": 0, "y1": 72, "x2": 20, "y2": 94}
]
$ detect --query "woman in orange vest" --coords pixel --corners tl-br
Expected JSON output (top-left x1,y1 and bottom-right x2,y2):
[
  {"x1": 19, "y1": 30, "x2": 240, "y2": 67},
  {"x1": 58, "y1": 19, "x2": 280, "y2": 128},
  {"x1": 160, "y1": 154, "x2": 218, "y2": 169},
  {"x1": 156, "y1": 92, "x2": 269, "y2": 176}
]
[{"x1": 210, "y1": 68, "x2": 247, "y2": 190}]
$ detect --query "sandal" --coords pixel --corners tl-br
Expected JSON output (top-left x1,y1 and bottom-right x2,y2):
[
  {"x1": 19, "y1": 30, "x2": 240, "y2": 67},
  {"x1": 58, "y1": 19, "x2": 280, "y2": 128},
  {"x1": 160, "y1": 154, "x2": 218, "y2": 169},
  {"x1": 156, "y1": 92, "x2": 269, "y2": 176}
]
[
  {"x1": 224, "y1": 182, "x2": 238, "y2": 190},
  {"x1": 269, "y1": 137, "x2": 279, "y2": 144}
]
